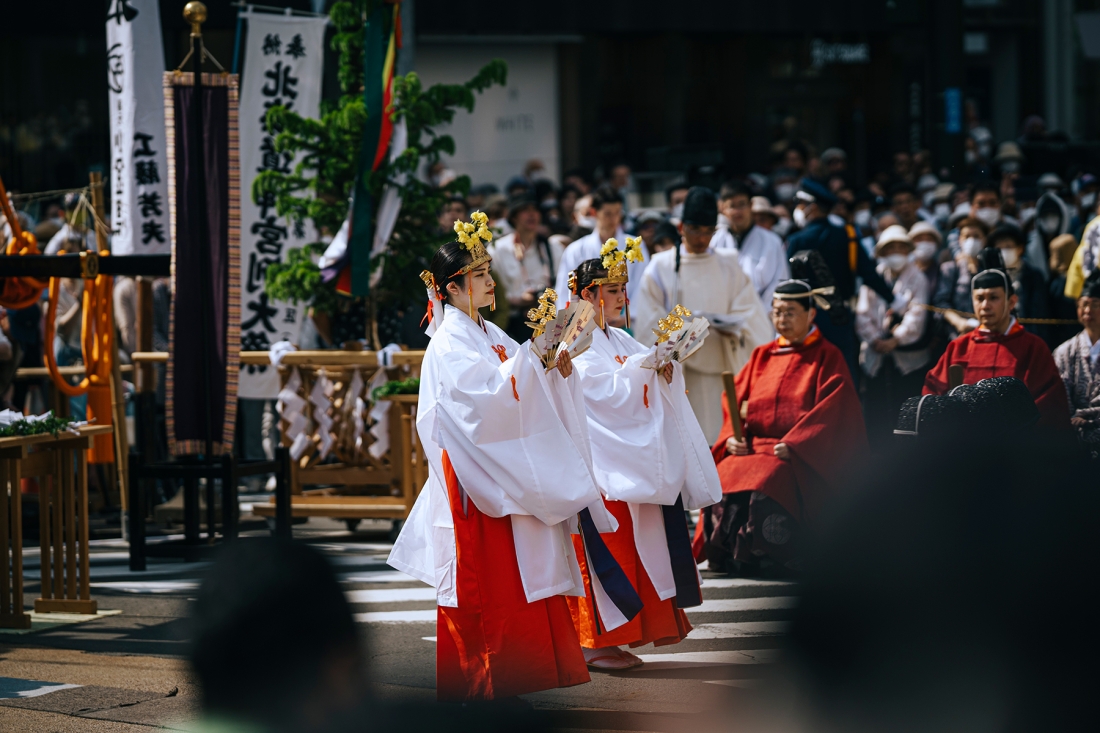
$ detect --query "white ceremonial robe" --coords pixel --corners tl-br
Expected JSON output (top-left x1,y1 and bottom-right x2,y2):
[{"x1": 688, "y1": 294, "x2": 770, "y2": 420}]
[
  {"x1": 554, "y1": 227, "x2": 649, "y2": 302},
  {"x1": 573, "y1": 326, "x2": 722, "y2": 600},
  {"x1": 633, "y1": 247, "x2": 774, "y2": 443},
  {"x1": 388, "y1": 305, "x2": 614, "y2": 608},
  {"x1": 710, "y1": 225, "x2": 790, "y2": 306}
]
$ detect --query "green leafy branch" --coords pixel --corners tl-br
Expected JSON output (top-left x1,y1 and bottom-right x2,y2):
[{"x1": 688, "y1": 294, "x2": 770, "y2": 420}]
[{"x1": 257, "y1": 0, "x2": 507, "y2": 319}]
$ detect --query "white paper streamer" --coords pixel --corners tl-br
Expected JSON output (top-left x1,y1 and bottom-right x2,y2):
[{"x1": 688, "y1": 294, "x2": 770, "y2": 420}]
[
  {"x1": 278, "y1": 368, "x2": 312, "y2": 461},
  {"x1": 310, "y1": 370, "x2": 335, "y2": 459},
  {"x1": 367, "y1": 367, "x2": 391, "y2": 460},
  {"x1": 346, "y1": 368, "x2": 366, "y2": 453}
]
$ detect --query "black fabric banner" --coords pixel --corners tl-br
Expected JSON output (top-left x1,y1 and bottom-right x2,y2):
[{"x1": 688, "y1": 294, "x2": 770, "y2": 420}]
[{"x1": 163, "y1": 72, "x2": 241, "y2": 456}]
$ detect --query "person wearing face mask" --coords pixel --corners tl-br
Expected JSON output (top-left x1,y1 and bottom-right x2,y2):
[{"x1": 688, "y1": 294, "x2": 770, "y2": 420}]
[
  {"x1": 935, "y1": 218, "x2": 990, "y2": 339},
  {"x1": 1024, "y1": 191, "x2": 1071, "y2": 282},
  {"x1": 856, "y1": 226, "x2": 933, "y2": 451},
  {"x1": 969, "y1": 180, "x2": 1006, "y2": 230},
  {"x1": 1073, "y1": 173, "x2": 1099, "y2": 232},
  {"x1": 923, "y1": 248, "x2": 1071, "y2": 431},
  {"x1": 787, "y1": 179, "x2": 901, "y2": 381},
  {"x1": 771, "y1": 168, "x2": 800, "y2": 207},
  {"x1": 908, "y1": 221, "x2": 943, "y2": 269},
  {"x1": 751, "y1": 196, "x2": 779, "y2": 232},
  {"x1": 1065, "y1": 187, "x2": 1100, "y2": 301},
  {"x1": 665, "y1": 181, "x2": 690, "y2": 223},
  {"x1": 989, "y1": 224, "x2": 1051, "y2": 345}
]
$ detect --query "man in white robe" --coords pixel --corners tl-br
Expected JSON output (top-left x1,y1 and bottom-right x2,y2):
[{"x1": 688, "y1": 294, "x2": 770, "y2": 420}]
[
  {"x1": 633, "y1": 187, "x2": 774, "y2": 442},
  {"x1": 711, "y1": 181, "x2": 790, "y2": 306},
  {"x1": 555, "y1": 186, "x2": 648, "y2": 303}
]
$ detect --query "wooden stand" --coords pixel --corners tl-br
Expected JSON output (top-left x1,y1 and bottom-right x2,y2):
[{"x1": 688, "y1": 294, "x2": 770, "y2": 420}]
[
  {"x1": 250, "y1": 351, "x2": 426, "y2": 529},
  {"x1": 381, "y1": 394, "x2": 429, "y2": 514},
  {"x1": 0, "y1": 425, "x2": 112, "y2": 627},
  {"x1": 1, "y1": 452, "x2": 30, "y2": 629}
]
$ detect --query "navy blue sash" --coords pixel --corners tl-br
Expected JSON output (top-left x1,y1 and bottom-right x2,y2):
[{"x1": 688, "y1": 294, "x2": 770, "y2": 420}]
[
  {"x1": 578, "y1": 508, "x2": 644, "y2": 629},
  {"x1": 662, "y1": 495, "x2": 703, "y2": 608}
]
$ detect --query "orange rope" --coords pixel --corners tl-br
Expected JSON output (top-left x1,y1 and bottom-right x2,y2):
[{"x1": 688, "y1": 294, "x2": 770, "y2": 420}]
[
  {"x1": 43, "y1": 259, "x2": 115, "y2": 397},
  {"x1": 42, "y1": 253, "x2": 116, "y2": 464},
  {"x1": 0, "y1": 173, "x2": 49, "y2": 309},
  {"x1": 2, "y1": 172, "x2": 115, "y2": 462}
]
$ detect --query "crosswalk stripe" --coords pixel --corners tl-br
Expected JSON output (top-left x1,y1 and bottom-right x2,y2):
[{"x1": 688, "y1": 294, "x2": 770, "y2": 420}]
[
  {"x1": 634, "y1": 649, "x2": 781, "y2": 667},
  {"x1": 687, "y1": 597, "x2": 798, "y2": 613},
  {"x1": 687, "y1": 621, "x2": 789, "y2": 639},
  {"x1": 705, "y1": 679, "x2": 762, "y2": 688},
  {"x1": 90, "y1": 580, "x2": 199, "y2": 593},
  {"x1": 700, "y1": 578, "x2": 796, "y2": 589},
  {"x1": 340, "y1": 570, "x2": 423, "y2": 583},
  {"x1": 345, "y1": 587, "x2": 437, "y2": 604},
  {"x1": 354, "y1": 610, "x2": 436, "y2": 623}
]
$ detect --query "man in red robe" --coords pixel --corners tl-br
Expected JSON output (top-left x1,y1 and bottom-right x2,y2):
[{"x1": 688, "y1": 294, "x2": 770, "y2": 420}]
[
  {"x1": 693, "y1": 280, "x2": 869, "y2": 574},
  {"x1": 923, "y1": 249, "x2": 1071, "y2": 430}
]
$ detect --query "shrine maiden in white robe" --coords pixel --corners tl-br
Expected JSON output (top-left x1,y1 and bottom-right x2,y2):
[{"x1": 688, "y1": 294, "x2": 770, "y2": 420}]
[
  {"x1": 573, "y1": 325, "x2": 721, "y2": 599},
  {"x1": 388, "y1": 304, "x2": 615, "y2": 608},
  {"x1": 632, "y1": 246, "x2": 774, "y2": 442}
]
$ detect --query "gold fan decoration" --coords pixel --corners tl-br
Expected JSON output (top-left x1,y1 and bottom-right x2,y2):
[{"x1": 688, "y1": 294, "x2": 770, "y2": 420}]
[
  {"x1": 525, "y1": 289, "x2": 558, "y2": 338},
  {"x1": 653, "y1": 304, "x2": 693, "y2": 343}
]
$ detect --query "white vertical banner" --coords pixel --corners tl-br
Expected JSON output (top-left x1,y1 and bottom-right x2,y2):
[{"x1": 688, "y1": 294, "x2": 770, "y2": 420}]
[
  {"x1": 238, "y1": 11, "x2": 328, "y2": 399},
  {"x1": 106, "y1": 0, "x2": 170, "y2": 255}
]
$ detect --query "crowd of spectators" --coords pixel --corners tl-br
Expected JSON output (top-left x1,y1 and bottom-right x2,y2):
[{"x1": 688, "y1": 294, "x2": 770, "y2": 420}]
[{"x1": 432, "y1": 116, "x2": 1100, "y2": 456}]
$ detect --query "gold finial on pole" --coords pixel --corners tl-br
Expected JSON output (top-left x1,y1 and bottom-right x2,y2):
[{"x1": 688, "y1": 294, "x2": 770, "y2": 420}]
[{"x1": 183, "y1": 2, "x2": 207, "y2": 37}]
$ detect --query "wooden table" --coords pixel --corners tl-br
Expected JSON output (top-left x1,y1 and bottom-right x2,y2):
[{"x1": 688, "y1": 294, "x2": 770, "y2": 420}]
[{"x1": 1, "y1": 425, "x2": 112, "y2": 628}]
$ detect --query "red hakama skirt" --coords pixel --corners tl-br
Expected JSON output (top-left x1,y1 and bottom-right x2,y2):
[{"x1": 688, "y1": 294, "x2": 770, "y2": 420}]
[
  {"x1": 566, "y1": 499, "x2": 692, "y2": 649},
  {"x1": 436, "y1": 451, "x2": 590, "y2": 701}
]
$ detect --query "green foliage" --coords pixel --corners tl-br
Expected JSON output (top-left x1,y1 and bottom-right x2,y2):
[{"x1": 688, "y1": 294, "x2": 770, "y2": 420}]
[
  {"x1": 371, "y1": 377, "x2": 420, "y2": 401},
  {"x1": 0, "y1": 413, "x2": 78, "y2": 438},
  {"x1": 258, "y1": 0, "x2": 507, "y2": 319},
  {"x1": 262, "y1": 242, "x2": 339, "y2": 315}
]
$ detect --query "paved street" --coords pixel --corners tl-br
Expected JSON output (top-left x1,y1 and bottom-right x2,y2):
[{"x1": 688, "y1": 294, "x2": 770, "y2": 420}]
[{"x1": 0, "y1": 517, "x2": 799, "y2": 731}]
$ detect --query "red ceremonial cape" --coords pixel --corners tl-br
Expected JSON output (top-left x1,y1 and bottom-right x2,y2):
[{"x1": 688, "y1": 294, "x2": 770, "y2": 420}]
[
  {"x1": 708, "y1": 331, "x2": 869, "y2": 523},
  {"x1": 436, "y1": 452, "x2": 590, "y2": 701},
  {"x1": 922, "y1": 322, "x2": 1072, "y2": 430},
  {"x1": 567, "y1": 499, "x2": 692, "y2": 650}
]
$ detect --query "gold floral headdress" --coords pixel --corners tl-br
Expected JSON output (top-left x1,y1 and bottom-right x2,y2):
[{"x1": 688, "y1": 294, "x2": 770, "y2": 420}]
[
  {"x1": 452, "y1": 210, "x2": 493, "y2": 276},
  {"x1": 591, "y1": 236, "x2": 644, "y2": 285}
]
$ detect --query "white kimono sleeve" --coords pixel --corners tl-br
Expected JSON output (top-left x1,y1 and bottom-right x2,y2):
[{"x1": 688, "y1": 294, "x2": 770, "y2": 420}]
[
  {"x1": 574, "y1": 350, "x2": 686, "y2": 505},
  {"x1": 434, "y1": 341, "x2": 605, "y2": 527}
]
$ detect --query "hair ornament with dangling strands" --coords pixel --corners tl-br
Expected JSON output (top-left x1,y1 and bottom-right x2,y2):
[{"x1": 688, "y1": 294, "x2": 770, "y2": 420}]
[
  {"x1": 585, "y1": 236, "x2": 644, "y2": 329},
  {"x1": 451, "y1": 210, "x2": 494, "y2": 318},
  {"x1": 419, "y1": 269, "x2": 446, "y2": 332}
]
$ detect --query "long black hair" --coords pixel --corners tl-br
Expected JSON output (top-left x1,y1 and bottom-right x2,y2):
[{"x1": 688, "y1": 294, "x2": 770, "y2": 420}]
[
  {"x1": 571, "y1": 258, "x2": 608, "y2": 296},
  {"x1": 429, "y1": 241, "x2": 473, "y2": 305}
]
